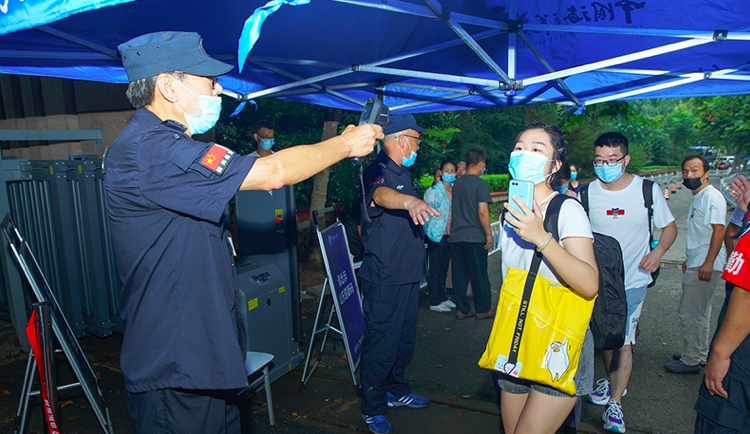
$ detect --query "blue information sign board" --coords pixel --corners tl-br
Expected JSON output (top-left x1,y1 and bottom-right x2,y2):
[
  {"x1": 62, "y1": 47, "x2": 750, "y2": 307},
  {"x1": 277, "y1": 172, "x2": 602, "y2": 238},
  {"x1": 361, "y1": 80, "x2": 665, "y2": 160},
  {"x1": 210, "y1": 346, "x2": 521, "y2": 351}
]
[{"x1": 319, "y1": 223, "x2": 365, "y2": 371}]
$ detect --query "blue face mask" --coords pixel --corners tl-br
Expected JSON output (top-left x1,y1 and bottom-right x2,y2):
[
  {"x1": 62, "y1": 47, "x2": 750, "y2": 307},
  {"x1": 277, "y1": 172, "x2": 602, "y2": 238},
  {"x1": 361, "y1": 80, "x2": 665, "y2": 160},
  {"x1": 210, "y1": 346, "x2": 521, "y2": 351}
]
[
  {"x1": 508, "y1": 150, "x2": 551, "y2": 184},
  {"x1": 401, "y1": 142, "x2": 417, "y2": 167},
  {"x1": 442, "y1": 174, "x2": 456, "y2": 184},
  {"x1": 554, "y1": 184, "x2": 569, "y2": 194},
  {"x1": 594, "y1": 163, "x2": 624, "y2": 183},
  {"x1": 175, "y1": 80, "x2": 222, "y2": 135},
  {"x1": 259, "y1": 138, "x2": 274, "y2": 150},
  {"x1": 570, "y1": 172, "x2": 578, "y2": 180}
]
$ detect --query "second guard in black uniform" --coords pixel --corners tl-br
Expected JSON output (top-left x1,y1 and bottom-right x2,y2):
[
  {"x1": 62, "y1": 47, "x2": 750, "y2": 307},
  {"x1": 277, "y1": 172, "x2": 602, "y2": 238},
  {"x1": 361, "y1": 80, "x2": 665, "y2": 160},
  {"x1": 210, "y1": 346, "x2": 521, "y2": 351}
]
[{"x1": 358, "y1": 114, "x2": 439, "y2": 434}]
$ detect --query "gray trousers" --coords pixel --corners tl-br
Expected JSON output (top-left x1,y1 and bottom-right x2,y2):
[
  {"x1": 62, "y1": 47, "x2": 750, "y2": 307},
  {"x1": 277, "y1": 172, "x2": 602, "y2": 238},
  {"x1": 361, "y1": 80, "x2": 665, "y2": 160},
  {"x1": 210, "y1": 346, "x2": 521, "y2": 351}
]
[{"x1": 679, "y1": 268, "x2": 722, "y2": 366}]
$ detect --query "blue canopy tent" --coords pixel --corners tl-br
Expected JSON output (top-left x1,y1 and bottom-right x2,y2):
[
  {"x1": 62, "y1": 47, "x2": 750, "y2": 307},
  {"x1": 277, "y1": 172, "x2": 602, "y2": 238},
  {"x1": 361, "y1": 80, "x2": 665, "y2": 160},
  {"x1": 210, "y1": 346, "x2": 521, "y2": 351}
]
[
  {"x1": 0, "y1": 4, "x2": 747, "y2": 430},
  {"x1": 0, "y1": 0, "x2": 749, "y2": 113}
]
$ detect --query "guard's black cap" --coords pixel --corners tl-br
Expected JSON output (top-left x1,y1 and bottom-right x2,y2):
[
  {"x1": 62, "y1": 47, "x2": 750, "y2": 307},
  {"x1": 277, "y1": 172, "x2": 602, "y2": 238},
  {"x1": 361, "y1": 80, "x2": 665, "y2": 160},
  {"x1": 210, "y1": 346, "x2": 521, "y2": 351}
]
[
  {"x1": 118, "y1": 31, "x2": 233, "y2": 82},
  {"x1": 383, "y1": 114, "x2": 426, "y2": 136}
]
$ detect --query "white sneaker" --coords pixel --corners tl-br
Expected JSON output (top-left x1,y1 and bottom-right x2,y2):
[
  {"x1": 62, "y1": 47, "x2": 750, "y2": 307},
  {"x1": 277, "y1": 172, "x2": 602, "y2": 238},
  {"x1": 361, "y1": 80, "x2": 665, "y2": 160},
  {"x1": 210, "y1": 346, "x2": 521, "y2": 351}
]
[
  {"x1": 602, "y1": 400, "x2": 626, "y2": 433},
  {"x1": 440, "y1": 300, "x2": 456, "y2": 309},
  {"x1": 430, "y1": 304, "x2": 451, "y2": 312},
  {"x1": 588, "y1": 377, "x2": 628, "y2": 406}
]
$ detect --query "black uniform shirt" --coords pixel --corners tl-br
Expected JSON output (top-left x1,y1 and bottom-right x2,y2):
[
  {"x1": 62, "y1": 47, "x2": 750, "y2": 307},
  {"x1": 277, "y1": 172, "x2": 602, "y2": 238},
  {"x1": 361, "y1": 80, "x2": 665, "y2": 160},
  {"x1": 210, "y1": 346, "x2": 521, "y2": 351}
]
[
  {"x1": 358, "y1": 150, "x2": 426, "y2": 285},
  {"x1": 104, "y1": 108, "x2": 255, "y2": 393}
]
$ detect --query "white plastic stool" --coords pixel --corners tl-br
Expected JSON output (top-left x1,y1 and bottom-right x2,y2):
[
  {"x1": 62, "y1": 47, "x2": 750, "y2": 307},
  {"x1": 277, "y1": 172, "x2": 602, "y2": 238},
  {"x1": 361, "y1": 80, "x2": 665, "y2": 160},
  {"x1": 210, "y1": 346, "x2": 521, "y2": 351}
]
[{"x1": 244, "y1": 351, "x2": 275, "y2": 425}]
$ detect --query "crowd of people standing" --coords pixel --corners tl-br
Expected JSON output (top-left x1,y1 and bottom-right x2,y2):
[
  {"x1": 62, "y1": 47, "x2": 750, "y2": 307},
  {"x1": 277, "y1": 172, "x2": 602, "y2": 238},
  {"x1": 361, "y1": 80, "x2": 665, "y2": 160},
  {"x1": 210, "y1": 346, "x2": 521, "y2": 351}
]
[{"x1": 410, "y1": 126, "x2": 742, "y2": 434}]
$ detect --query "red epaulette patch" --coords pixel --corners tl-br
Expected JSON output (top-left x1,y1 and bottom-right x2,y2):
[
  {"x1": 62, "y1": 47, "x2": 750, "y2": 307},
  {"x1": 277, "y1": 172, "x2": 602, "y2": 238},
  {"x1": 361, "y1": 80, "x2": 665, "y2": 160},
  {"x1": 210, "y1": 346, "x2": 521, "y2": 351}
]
[
  {"x1": 200, "y1": 144, "x2": 235, "y2": 175},
  {"x1": 369, "y1": 178, "x2": 384, "y2": 185}
]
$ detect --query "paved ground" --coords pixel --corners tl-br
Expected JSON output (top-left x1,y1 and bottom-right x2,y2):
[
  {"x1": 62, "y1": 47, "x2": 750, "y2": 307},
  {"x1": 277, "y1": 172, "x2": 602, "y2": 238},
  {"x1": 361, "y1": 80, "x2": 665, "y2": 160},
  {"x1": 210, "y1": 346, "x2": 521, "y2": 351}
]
[{"x1": 0, "y1": 174, "x2": 731, "y2": 434}]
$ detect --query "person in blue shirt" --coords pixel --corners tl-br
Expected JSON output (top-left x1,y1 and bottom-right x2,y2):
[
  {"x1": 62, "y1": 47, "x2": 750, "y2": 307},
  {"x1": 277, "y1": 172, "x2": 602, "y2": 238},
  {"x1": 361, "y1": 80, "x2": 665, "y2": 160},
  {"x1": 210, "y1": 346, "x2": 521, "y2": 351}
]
[
  {"x1": 358, "y1": 114, "x2": 439, "y2": 434},
  {"x1": 423, "y1": 160, "x2": 458, "y2": 312},
  {"x1": 568, "y1": 164, "x2": 584, "y2": 195},
  {"x1": 106, "y1": 31, "x2": 382, "y2": 434}
]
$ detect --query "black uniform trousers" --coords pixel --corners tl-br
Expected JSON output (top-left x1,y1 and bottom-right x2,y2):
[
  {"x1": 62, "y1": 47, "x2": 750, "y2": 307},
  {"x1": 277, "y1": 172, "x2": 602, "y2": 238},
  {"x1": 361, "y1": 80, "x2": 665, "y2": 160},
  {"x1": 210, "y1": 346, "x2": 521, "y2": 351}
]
[
  {"x1": 127, "y1": 388, "x2": 240, "y2": 434},
  {"x1": 694, "y1": 282, "x2": 750, "y2": 434},
  {"x1": 426, "y1": 235, "x2": 451, "y2": 306},
  {"x1": 360, "y1": 280, "x2": 420, "y2": 416},
  {"x1": 450, "y1": 241, "x2": 491, "y2": 315}
]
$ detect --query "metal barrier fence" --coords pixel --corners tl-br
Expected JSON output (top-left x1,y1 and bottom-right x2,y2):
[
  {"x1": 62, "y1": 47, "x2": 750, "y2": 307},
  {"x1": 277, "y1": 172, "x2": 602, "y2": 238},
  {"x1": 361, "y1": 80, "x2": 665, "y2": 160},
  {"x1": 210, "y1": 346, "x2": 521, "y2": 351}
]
[{"x1": 0, "y1": 159, "x2": 122, "y2": 345}]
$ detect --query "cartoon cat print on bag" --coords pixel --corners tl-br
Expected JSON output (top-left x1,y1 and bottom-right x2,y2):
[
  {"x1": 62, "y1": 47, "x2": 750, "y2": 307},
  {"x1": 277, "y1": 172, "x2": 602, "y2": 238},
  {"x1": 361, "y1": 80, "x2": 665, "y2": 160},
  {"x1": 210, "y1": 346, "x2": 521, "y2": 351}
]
[{"x1": 543, "y1": 339, "x2": 570, "y2": 382}]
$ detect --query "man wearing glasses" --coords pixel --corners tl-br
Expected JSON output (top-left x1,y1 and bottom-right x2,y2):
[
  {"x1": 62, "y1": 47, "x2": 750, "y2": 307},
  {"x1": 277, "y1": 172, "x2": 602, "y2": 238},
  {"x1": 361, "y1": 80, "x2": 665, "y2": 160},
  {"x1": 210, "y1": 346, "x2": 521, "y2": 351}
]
[
  {"x1": 579, "y1": 132, "x2": 677, "y2": 433},
  {"x1": 358, "y1": 114, "x2": 438, "y2": 434},
  {"x1": 251, "y1": 119, "x2": 275, "y2": 157},
  {"x1": 106, "y1": 31, "x2": 382, "y2": 433}
]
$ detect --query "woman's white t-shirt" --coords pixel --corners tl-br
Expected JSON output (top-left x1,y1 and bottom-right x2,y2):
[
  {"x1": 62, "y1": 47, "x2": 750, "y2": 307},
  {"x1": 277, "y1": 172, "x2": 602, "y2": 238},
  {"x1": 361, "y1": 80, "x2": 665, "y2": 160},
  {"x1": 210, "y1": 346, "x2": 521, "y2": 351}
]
[{"x1": 500, "y1": 197, "x2": 594, "y2": 287}]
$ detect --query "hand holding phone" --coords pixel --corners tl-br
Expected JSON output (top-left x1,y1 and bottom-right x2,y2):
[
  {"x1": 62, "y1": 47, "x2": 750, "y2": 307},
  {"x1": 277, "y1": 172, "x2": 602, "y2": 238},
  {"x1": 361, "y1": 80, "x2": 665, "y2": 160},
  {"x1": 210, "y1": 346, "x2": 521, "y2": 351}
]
[{"x1": 506, "y1": 179, "x2": 534, "y2": 228}]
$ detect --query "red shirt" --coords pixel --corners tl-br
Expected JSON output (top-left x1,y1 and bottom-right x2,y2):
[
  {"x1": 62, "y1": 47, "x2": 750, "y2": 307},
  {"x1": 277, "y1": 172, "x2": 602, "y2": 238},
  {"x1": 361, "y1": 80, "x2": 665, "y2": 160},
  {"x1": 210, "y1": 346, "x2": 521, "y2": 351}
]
[{"x1": 723, "y1": 224, "x2": 750, "y2": 290}]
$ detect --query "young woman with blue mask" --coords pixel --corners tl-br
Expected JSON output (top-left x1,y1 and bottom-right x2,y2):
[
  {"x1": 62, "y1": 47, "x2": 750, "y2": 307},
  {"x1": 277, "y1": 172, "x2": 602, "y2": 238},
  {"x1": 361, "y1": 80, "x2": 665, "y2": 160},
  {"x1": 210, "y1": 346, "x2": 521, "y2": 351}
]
[
  {"x1": 496, "y1": 123, "x2": 599, "y2": 434},
  {"x1": 423, "y1": 160, "x2": 458, "y2": 312},
  {"x1": 553, "y1": 162, "x2": 579, "y2": 198},
  {"x1": 569, "y1": 164, "x2": 584, "y2": 195}
]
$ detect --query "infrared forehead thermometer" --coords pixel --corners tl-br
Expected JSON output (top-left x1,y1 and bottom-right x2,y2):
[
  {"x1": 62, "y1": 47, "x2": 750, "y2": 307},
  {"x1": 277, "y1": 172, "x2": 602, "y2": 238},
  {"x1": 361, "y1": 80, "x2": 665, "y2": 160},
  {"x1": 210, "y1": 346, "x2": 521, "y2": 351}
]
[{"x1": 352, "y1": 99, "x2": 390, "y2": 165}]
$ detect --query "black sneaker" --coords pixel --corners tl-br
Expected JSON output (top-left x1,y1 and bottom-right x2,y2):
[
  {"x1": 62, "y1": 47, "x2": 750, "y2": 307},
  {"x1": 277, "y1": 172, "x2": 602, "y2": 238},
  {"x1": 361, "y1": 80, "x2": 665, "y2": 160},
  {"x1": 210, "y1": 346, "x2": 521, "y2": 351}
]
[
  {"x1": 664, "y1": 360, "x2": 700, "y2": 374},
  {"x1": 672, "y1": 353, "x2": 706, "y2": 367}
]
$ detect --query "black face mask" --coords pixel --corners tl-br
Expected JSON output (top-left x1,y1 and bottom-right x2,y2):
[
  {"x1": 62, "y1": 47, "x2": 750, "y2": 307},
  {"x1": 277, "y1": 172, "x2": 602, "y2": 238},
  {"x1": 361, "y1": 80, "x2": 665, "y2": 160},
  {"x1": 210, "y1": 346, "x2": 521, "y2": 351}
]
[{"x1": 683, "y1": 177, "x2": 703, "y2": 190}]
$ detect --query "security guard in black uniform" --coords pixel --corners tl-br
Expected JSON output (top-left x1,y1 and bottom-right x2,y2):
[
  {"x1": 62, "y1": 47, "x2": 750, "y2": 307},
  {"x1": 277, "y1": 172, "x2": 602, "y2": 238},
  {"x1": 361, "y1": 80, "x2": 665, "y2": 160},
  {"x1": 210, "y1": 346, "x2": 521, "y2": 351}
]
[
  {"x1": 358, "y1": 114, "x2": 439, "y2": 434},
  {"x1": 106, "y1": 31, "x2": 382, "y2": 434}
]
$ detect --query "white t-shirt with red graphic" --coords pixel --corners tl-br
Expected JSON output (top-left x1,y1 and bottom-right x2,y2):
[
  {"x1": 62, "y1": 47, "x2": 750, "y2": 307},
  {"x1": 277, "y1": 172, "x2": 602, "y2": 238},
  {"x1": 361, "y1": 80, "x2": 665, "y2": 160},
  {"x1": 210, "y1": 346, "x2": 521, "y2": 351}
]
[{"x1": 583, "y1": 175, "x2": 675, "y2": 290}]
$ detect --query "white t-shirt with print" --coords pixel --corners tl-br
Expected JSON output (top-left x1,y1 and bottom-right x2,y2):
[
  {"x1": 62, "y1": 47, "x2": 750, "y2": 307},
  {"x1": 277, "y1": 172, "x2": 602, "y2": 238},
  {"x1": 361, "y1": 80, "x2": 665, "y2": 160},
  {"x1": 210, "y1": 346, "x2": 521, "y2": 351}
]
[
  {"x1": 686, "y1": 185, "x2": 727, "y2": 270},
  {"x1": 583, "y1": 176, "x2": 675, "y2": 290},
  {"x1": 500, "y1": 197, "x2": 593, "y2": 288}
]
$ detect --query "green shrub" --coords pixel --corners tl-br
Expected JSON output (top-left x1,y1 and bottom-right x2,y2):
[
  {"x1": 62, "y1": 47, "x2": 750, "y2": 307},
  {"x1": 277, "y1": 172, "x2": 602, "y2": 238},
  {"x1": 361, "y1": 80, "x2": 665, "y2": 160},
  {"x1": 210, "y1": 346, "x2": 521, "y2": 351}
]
[
  {"x1": 419, "y1": 173, "x2": 509, "y2": 194},
  {"x1": 481, "y1": 174, "x2": 510, "y2": 192},
  {"x1": 640, "y1": 165, "x2": 680, "y2": 171},
  {"x1": 419, "y1": 174, "x2": 435, "y2": 189}
]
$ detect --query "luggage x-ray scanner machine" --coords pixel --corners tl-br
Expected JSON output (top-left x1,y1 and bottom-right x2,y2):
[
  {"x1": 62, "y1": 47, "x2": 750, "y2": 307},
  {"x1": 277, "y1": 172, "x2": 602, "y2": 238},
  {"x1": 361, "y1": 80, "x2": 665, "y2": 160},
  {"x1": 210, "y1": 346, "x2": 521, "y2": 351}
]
[{"x1": 233, "y1": 186, "x2": 303, "y2": 388}]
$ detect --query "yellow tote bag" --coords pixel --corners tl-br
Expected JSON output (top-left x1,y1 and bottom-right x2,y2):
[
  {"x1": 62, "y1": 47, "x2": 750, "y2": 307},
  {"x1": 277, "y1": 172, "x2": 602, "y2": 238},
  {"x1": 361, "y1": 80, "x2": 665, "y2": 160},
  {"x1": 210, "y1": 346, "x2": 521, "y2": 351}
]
[{"x1": 478, "y1": 266, "x2": 595, "y2": 396}]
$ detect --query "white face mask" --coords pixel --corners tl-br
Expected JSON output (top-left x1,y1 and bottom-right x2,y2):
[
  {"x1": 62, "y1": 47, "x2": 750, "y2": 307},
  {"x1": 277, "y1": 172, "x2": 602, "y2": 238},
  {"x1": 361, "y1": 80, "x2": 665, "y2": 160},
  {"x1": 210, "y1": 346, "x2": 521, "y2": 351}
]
[{"x1": 174, "y1": 79, "x2": 222, "y2": 135}]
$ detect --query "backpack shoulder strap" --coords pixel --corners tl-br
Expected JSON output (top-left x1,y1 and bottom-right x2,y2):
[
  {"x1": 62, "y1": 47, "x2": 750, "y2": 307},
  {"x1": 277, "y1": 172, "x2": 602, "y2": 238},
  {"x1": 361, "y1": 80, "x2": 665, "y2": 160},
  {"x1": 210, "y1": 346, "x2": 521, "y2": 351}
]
[
  {"x1": 580, "y1": 183, "x2": 590, "y2": 215},
  {"x1": 642, "y1": 179, "x2": 655, "y2": 242},
  {"x1": 530, "y1": 193, "x2": 574, "y2": 274},
  {"x1": 642, "y1": 178, "x2": 654, "y2": 212},
  {"x1": 543, "y1": 194, "x2": 573, "y2": 243}
]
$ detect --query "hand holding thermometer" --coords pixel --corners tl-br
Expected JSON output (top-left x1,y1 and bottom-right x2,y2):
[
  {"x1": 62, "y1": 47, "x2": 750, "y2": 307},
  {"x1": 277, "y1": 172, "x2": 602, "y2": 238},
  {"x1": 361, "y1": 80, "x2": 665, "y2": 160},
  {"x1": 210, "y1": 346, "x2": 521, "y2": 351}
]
[{"x1": 352, "y1": 99, "x2": 390, "y2": 165}]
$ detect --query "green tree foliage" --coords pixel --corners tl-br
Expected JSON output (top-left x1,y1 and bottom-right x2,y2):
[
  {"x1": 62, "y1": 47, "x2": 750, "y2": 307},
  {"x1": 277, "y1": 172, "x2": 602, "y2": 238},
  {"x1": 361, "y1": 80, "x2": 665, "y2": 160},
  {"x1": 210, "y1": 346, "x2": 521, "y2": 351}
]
[
  {"x1": 216, "y1": 98, "x2": 326, "y2": 208},
  {"x1": 434, "y1": 108, "x2": 527, "y2": 174},
  {"x1": 216, "y1": 94, "x2": 748, "y2": 209},
  {"x1": 691, "y1": 95, "x2": 750, "y2": 158}
]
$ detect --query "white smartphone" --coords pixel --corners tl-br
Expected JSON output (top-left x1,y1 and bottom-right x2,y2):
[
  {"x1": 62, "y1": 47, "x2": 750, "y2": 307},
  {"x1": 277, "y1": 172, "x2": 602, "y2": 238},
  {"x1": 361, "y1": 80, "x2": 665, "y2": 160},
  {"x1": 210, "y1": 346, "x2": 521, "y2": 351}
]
[{"x1": 506, "y1": 179, "x2": 534, "y2": 227}]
